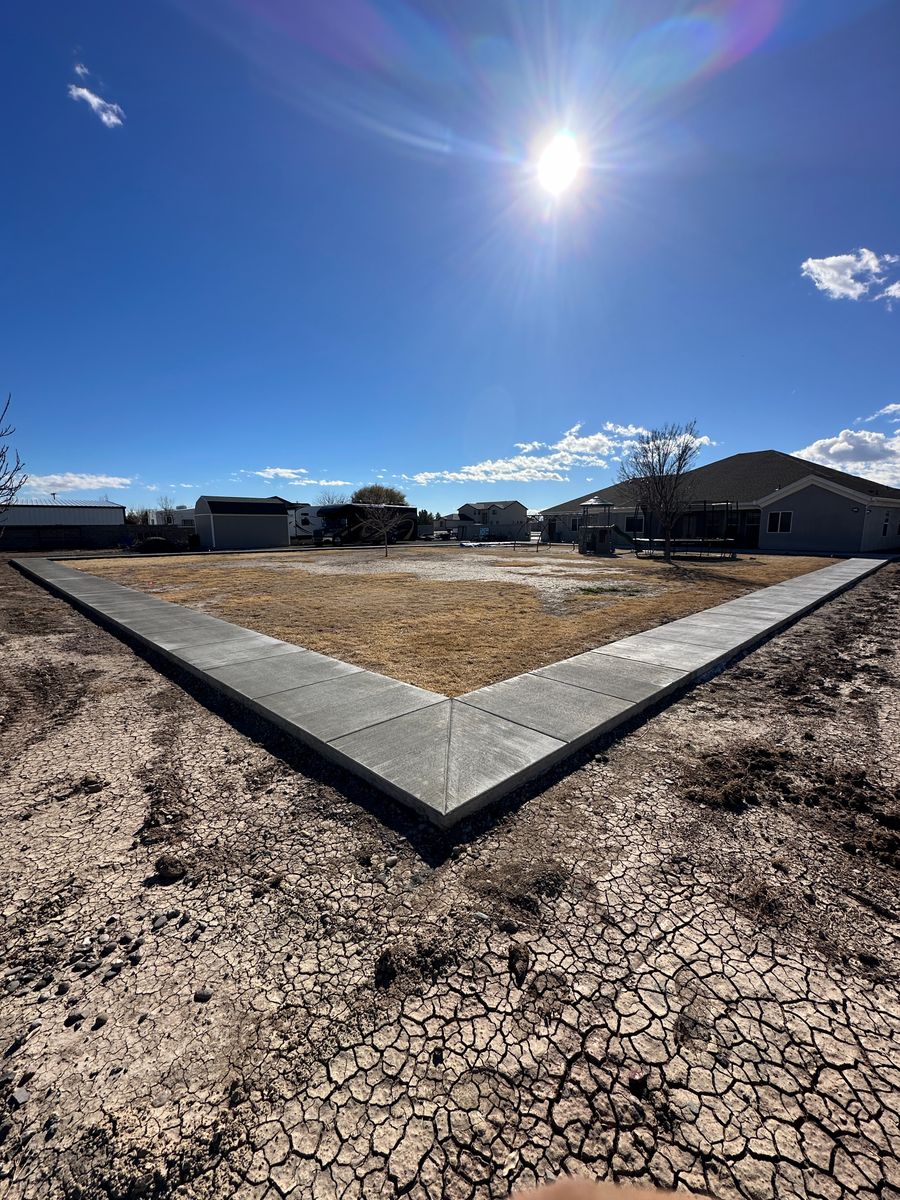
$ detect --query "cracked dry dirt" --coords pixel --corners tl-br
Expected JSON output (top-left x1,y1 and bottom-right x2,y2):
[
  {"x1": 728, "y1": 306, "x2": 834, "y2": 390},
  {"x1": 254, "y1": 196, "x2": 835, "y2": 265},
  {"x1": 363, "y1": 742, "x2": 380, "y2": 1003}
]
[{"x1": 1, "y1": 559, "x2": 899, "y2": 1200}]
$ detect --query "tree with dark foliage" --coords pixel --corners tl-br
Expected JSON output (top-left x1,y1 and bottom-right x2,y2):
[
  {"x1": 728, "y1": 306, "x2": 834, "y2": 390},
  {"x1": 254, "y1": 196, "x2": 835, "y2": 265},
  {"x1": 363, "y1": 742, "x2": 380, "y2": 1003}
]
[{"x1": 352, "y1": 483, "x2": 407, "y2": 505}]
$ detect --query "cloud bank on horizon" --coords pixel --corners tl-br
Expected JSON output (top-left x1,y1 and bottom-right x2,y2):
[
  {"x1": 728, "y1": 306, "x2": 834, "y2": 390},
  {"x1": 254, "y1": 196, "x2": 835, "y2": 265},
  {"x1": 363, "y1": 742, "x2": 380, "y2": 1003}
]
[{"x1": 400, "y1": 423, "x2": 714, "y2": 487}]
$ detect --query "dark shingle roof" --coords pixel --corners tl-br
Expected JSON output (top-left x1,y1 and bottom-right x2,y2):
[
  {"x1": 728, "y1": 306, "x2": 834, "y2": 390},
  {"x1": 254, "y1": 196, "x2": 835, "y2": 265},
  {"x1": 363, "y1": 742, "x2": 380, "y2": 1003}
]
[
  {"x1": 541, "y1": 450, "x2": 900, "y2": 515},
  {"x1": 197, "y1": 495, "x2": 292, "y2": 515},
  {"x1": 470, "y1": 500, "x2": 522, "y2": 509}
]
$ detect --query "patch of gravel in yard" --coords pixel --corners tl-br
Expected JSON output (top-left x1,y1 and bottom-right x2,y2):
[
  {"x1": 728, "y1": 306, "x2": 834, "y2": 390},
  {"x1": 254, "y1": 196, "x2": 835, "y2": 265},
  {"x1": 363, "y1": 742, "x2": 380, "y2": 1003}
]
[
  {"x1": 227, "y1": 547, "x2": 644, "y2": 603},
  {"x1": 1, "y1": 559, "x2": 898, "y2": 1200}
]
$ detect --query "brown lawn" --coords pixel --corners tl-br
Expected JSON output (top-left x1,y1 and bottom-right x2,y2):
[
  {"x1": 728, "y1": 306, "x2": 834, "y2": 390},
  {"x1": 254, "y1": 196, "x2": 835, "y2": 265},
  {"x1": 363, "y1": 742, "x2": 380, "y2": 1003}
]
[{"x1": 71, "y1": 546, "x2": 829, "y2": 694}]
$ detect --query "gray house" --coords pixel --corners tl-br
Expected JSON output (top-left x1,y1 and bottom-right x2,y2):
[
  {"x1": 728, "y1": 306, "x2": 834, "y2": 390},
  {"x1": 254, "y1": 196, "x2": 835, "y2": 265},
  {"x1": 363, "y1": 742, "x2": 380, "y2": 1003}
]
[
  {"x1": 456, "y1": 500, "x2": 530, "y2": 541},
  {"x1": 194, "y1": 495, "x2": 292, "y2": 551},
  {"x1": 541, "y1": 450, "x2": 900, "y2": 555}
]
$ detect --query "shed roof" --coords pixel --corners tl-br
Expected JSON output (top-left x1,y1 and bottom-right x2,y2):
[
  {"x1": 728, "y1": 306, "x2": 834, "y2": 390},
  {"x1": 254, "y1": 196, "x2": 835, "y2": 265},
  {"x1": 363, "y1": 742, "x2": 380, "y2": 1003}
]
[
  {"x1": 8, "y1": 497, "x2": 125, "y2": 509},
  {"x1": 541, "y1": 450, "x2": 900, "y2": 515},
  {"x1": 196, "y1": 495, "x2": 293, "y2": 515}
]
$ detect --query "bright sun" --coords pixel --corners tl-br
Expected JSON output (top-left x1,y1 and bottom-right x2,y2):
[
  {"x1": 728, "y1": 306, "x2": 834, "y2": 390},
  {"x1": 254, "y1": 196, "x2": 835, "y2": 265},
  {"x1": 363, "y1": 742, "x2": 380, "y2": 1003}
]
[{"x1": 536, "y1": 131, "x2": 581, "y2": 196}]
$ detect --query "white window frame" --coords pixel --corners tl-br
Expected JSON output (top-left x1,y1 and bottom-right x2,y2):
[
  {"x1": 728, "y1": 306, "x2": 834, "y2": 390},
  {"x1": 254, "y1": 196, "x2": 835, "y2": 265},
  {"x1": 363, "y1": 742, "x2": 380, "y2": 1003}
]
[{"x1": 767, "y1": 510, "x2": 792, "y2": 534}]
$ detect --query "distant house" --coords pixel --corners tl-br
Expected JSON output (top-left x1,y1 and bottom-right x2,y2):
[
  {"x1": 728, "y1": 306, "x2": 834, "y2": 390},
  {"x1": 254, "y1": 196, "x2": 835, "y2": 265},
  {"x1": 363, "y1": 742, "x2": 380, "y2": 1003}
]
[
  {"x1": 0, "y1": 498, "x2": 126, "y2": 551},
  {"x1": 456, "y1": 500, "x2": 530, "y2": 541},
  {"x1": 194, "y1": 495, "x2": 292, "y2": 551},
  {"x1": 148, "y1": 505, "x2": 195, "y2": 528},
  {"x1": 541, "y1": 450, "x2": 900, "y2": 554},
  {"x1": 434, "y1": 512, "x2": 462, "y2": 537}
]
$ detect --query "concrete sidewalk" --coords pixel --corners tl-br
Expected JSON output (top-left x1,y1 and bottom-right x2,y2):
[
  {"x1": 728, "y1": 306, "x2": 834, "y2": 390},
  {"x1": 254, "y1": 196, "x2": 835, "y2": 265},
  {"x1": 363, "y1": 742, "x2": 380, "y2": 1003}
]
[{"x1": 13, "y1": 555, "x2": 887, "y2": 827}]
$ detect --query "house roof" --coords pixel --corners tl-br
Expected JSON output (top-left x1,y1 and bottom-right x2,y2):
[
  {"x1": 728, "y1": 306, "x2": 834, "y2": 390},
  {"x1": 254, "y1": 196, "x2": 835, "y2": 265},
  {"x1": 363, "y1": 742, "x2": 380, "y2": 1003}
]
[
  {"x1": 541, "y1": 450, "x2": 900, "y2": 515},
  {"x1": 467, "y1": 500, "x2": 522, "y2": 509}
]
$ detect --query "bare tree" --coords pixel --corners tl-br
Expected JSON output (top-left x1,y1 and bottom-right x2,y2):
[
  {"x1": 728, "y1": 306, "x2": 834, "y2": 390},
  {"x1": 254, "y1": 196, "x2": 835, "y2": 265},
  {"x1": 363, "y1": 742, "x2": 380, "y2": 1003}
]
[
  {"x1": 616, "y1": 421, "x2": 701, "y2": 561},
  {"x1": 362, "y1": 505, "x2": 409, "y2": 558},
  {"x1": 157, "y1": 493, "x2": 176, "y2": 524},
  {"x1": 126, "y1": 506, "x2": 151, "y2": 525},
  {"x1": 0, "y1": 394, "x2": 27, "y2": 534},
  {"x1": 315, "y1": 489, "x2": 349, "y2": 506}
]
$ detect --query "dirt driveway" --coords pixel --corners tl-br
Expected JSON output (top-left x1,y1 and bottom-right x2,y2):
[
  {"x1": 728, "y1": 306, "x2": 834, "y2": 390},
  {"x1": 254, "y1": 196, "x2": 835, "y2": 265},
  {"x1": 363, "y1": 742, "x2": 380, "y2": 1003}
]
[{"x1": 0, "y1": 559, "x2": 898, "y2": 1200}]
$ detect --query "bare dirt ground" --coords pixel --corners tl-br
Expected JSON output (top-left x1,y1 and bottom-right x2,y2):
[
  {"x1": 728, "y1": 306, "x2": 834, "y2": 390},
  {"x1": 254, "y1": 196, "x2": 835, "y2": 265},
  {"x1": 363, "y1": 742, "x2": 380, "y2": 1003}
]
[
  {"x1": 71, "y1": 547, "x2": 826, "y2": 694},
  {"x1": 1, "y1": 561, "x2": 898, "y2": 1200}
]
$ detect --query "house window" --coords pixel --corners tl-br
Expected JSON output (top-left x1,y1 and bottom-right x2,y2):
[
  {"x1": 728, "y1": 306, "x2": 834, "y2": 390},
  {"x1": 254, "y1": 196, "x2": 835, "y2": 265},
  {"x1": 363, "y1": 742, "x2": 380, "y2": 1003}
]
[
  {"x1": 570, "y1": 517, "x2": 579, "y2": 532},
  {"x1": 883, "y1": 515, "x2": 890, "y2": 536},
  {"x1": 624, "y1": 515, "x2": 644, "y2": 534},
  {"x1": 767, "y1": 511, "x2": 792, "y2": 534}
]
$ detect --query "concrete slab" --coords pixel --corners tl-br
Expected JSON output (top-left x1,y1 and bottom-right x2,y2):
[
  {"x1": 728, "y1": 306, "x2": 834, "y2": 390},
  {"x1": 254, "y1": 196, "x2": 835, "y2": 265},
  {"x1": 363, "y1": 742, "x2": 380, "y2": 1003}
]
[
  {"x1": 204, "y1": 647, "x2": 361, "y2": 698},
  {"x1": 175, "y1": 636, "x2": 311, "y2": 672},
  {"x1": 330, "y1": 702, "x2": 452, "y2": 817},
  {"x1": 443, "y1": 702, "x2": 566, "y2": 824},
  {"x1": 534, "y1": 651, "x2": 688, "y2": 703},
  {"x1": 260, "y1": 671, "x2": 445, "y2": 746},
  {"x1": 638, "y1": 620, "x2": 765, "y2": 650},
  {"x1": 458, "y1": 673, "x2": 632, "y2": 745},
  {"x1": 597, "y1": 636, "x2": 728, "y2": 673}
]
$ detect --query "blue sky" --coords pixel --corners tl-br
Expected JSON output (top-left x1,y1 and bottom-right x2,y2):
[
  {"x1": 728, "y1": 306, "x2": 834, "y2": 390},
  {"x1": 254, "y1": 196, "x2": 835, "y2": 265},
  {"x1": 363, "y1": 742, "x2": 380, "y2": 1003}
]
[{"x1": 3, "y1": 0, "x2": 899, "y2": 514}]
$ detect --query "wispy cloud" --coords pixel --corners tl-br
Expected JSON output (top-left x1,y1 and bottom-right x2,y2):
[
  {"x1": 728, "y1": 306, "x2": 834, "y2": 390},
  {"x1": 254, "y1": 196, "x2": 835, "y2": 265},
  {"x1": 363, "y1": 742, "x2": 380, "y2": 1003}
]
[
  {"x1": 74, "y1": 62, "x2": 89, "y2": 78},
  {"x1": 861, "y1": 403, "x2": 900, "y2": 424},
  {"x1": 25, "y1": 472, "x2": 132, "y2": 493},
  {"x1": 253, "y1": 467, "x2": 352, "y2": 486},
  {"x1": 801, "y1": 248, "x2": 899, "y2": 305},
  {"x1": 794, "y1": 428, "x2": 900, "y2": 487},
  {"x1": 402, "y1": 422, "x2": 712, "y2": 487},
  {"x1": 68, "y1": 83, "x2": 125, "y2": 128}
]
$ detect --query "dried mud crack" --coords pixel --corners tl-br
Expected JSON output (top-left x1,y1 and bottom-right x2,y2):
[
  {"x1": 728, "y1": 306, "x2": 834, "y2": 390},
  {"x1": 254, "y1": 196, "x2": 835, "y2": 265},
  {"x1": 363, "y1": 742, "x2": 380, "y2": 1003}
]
[{"x1": 1, "y1": 558, "x2": 898, "y2": 1199}]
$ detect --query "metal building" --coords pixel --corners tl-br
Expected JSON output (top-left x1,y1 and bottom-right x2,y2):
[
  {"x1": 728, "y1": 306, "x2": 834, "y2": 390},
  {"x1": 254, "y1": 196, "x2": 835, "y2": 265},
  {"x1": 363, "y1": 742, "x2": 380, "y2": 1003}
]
[
  {"x1": 0, "y1": 498, "x2": 126, "y2": 550},
  {"x1": 194, "y1": 495, "x2": 292, "y2": 551}
]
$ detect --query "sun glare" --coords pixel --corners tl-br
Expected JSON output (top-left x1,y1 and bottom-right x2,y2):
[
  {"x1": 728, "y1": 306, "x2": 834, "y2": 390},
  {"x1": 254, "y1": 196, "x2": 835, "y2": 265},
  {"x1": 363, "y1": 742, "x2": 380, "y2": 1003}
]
[{"x1": 536, "y1": 132, "x2": 581, "y2": 196}]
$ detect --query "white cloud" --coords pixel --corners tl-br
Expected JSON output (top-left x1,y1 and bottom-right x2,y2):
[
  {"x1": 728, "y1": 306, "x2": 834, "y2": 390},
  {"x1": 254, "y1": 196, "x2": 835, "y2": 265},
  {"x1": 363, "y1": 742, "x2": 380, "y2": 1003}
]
[
  {"x1": 603, "y1": 422, "x2": 649, "y2": 437},
  {"x1": 68, "y1": 84, "x2": 124, "y2": 128},
  {"x1": 253, "y1": 467, "x2": 352, "y2": 486},
  {"x1": 403, "y1": 422, "x2": 712, "y2": 487},
  {"x1": 74, "y1": 62, "x2": 89, "y2": 78},
  {"x1": 25, "y1": 472, "x2": 132, "y2": 493},
  {"x1": 801, "y1": 248, "x2": 899, "y2": 304},
  {"x1": 862, "y1": 403, "x2": 900, "y2": 424},
  {"x1": 794, "y1": 428, "x2": 900, "y2": 487}
]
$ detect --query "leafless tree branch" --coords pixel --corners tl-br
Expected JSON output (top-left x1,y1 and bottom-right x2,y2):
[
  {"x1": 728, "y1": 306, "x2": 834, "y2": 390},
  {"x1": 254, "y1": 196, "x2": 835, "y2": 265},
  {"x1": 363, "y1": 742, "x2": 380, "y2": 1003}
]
[
  {"x1": 0, "y1": 394, "x2": 27, "y2": 536},
  {"x1": 616, "y1": 421, "x2": 701, "y2": 561}
]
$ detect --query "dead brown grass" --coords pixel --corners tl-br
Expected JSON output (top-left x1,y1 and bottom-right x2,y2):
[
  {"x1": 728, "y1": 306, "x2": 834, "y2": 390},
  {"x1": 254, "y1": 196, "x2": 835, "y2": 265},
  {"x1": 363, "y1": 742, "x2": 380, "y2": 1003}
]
[{"x1": 71, "y1": 548, "x2": 828, "y2": 694}]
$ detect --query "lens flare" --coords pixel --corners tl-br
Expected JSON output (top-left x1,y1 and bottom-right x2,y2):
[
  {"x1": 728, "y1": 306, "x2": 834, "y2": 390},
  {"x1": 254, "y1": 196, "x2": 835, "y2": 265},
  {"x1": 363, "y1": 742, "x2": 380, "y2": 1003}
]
[{"x1": 536, "y1": 132, "x2": 581, "y2": 196}]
